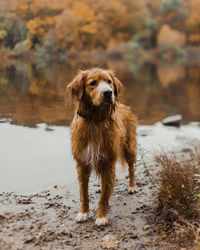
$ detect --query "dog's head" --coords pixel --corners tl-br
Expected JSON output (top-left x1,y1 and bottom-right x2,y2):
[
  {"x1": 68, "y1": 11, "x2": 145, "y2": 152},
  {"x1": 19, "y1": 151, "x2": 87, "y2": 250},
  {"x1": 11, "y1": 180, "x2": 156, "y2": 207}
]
[{"x1": 66, "y1": 68, "x2": 123, "y2": 108}]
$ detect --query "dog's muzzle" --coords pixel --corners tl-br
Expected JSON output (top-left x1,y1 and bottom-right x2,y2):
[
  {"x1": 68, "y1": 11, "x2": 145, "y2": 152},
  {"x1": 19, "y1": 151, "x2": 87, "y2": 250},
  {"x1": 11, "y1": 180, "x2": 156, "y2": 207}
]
[
  {"x1": 102, "y1": 86, "x2": 113, "y2": 103},
  {"x1": 103, "y1": 90, "x2": 112, "y2": 101}
]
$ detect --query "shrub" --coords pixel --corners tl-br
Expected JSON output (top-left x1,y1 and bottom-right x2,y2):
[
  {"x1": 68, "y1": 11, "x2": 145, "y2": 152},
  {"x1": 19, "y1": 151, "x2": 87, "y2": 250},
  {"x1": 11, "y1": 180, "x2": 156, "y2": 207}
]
[
  {"x1": 131, "y1": 16, "x2": 159, "y2": 50},
  {"x1": 155, "y1": 141, "x2": 200, "y2": 247},
  {"x1": 160, "y1": 0, "x2": 183, "y2": 12},
  {"x1": 156, "y1": 143, "x2": 200, "y2": 218},
  {"x1": 35, "y1": 33, "x2": 65, "y2": 69},
  {"x1": 13, "y1": 39, "x2": 30, "y2": 55}
]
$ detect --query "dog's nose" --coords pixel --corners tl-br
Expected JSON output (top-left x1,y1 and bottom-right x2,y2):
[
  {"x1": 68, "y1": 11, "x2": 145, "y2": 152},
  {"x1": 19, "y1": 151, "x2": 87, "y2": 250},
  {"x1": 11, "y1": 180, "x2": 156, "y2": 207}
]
[{"x1": 103, "y1": 90, "x2": 112, "y2": 98}]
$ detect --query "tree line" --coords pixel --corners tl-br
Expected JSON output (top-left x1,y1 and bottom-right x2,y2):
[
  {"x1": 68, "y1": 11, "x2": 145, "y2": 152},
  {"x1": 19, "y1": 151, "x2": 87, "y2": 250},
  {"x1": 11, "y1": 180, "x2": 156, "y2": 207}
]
[{"x1": 0, "y1": 0, "x2": 199, "y2": 62}]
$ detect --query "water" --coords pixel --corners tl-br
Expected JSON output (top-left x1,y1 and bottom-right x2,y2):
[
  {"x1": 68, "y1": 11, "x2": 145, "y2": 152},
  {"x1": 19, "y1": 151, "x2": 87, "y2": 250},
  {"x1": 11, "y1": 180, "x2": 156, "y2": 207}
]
[
  {"x1": 0, "y1": 60, "x2": 200, "y2": 126},
  {"x1": 0, "y1": 123, "x2": 76, "y2": 194},
  {"x1": 0, "y1": 59, "x2": 199, "y2": 193}
]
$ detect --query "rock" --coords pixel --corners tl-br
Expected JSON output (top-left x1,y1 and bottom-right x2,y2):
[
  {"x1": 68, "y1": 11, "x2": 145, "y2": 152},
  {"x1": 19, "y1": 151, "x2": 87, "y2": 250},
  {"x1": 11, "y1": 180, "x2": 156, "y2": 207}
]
[
  {"x1": 36, "y1": 232, "x2": 43, "y2": 239},
  {"x1": 133, "y1": 243, "x2": 147, "y2": 250},
  {"x1": 129, "y1": 234, "x2": 138, "y2": 239},
  {"x1": 24, "y1": 236, "x2": 35, "y2": 244},
  {"x1": 162, "y1": 114, "x2": 182, "y2": 128},
  {"x1": 101, "y1": 234, "x2": 119, "y2": 249},
  {"x1": 0, "y1": 215, "x2": 5, "y2": 220},
  {"x1": 190, "y1": 122, "x2": 200, "y2": 126},
  {"x1": 137, "y1": 128, "x2": 153, "y2": 137}
]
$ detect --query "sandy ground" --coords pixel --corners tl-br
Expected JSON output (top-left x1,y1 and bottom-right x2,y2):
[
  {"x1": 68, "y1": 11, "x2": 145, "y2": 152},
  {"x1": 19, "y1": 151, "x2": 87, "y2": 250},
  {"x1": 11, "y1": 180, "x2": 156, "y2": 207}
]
[
  {"x1": 0, "y1": 176, "x2": 157, "y2": 250},
  {"x1": 1, "y1": 122, "x2": 200, "y2": 249}
]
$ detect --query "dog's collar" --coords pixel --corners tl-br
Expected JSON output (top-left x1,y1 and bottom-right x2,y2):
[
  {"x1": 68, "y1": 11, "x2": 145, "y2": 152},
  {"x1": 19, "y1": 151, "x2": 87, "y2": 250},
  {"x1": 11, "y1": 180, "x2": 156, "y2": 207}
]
[{"x1": 77, "y1": 111, "x2": 92, "y2": 120}]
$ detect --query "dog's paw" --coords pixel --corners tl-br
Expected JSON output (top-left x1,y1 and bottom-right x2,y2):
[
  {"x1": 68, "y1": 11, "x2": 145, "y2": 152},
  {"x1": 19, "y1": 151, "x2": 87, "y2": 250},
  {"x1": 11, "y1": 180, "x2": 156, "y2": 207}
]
[
  {"x1": 95, "y1": 217, "x2": 108, "y2": 226},
  {"x1": 128, "y1": 185, "x2": 138, "y2": 194},
  {"x1": 75, "y1": 212, "x2": 88, "y2": 223}
]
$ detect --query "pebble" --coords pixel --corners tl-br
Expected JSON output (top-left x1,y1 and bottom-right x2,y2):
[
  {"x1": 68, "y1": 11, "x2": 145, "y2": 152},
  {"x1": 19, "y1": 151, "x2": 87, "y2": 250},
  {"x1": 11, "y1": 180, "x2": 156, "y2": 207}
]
[
  {"x1": 129, "y1": 234, "x2": 138, "y2": 239},
  {"x1": 133, "y1": 243, "x2": 147, "y2": 250},
  {"x1": 24, "y1": 236, "x2": 35, "y2": 244},
  {"x1": 101, "y1": 234, "x2": 119, "y2": 249}
]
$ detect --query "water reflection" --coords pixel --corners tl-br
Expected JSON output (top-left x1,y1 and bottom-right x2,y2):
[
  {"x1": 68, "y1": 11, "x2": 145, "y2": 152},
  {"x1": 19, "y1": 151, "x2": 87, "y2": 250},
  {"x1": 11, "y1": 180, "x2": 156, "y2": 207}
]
[{"x1": 0, "y1": 60, "x2": 200, "y2": 126}]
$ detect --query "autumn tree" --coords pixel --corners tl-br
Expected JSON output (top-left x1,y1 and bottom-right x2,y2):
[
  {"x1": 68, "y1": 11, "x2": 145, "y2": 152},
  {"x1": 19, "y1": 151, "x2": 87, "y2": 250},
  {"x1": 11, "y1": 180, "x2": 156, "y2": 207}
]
[
  {"x1": 8, "y1": 0, "x2": 70, "y2": 45},
  {"x1": 186, "y1": 0, "x2": 200, "y2": 44},
  {"x1": 1, "y1": 0, "x2": 200, "y2": 55}
]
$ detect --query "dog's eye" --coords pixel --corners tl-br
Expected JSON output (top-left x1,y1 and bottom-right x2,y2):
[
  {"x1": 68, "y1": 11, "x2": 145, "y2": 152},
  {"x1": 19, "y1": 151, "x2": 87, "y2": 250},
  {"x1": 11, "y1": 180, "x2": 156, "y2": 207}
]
[
  {"x1": 107, "y1": 79, "x2": 112, "y2": 84},
  {"x1": 90, "y1": 80, "x2": 97, "y2": 86}
]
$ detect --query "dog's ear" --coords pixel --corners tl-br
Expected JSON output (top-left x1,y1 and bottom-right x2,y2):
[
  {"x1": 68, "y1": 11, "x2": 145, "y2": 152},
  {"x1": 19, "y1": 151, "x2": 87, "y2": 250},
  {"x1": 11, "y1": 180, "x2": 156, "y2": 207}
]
[
  {"x1": 66, "y1": 70, "x2": 88, "y2": 104},
  {"x1": 108, "y1": 70, "x2": 123, "y2": 100}
]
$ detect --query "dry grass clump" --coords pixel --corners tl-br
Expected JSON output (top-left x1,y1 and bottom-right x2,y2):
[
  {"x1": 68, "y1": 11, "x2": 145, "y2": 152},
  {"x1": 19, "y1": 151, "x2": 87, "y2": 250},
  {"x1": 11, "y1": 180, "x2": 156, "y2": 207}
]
[{"x1": 155, "y1": 142, "x2": 200, "y2": 247}]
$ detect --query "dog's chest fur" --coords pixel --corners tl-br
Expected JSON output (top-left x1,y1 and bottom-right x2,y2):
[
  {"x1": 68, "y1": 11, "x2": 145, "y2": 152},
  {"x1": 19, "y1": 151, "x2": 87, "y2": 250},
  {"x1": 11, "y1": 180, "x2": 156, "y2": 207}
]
[
  {"x1": 81, "y1": 142, "x2": 102, "y2": 166},
  {"x1": 71, "y1": 116, "x2": 120, "y2": 166}
]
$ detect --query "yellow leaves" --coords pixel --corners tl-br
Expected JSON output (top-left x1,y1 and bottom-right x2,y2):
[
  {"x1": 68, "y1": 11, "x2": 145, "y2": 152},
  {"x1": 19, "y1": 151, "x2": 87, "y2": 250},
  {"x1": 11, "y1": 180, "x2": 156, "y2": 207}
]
[
  {"x1": 9, "y1": 0, "x2": 69, "y2": 41},
  {"x1": 82, "y1": 22, "x2": 97, "y2": 35},
  {"x1": 27, "y1": 15, "x2": 58, "y2": 39},
  {"x1": 72, "y1": 1, "x2": 97, "y2": 35},
  {"x1": 186, "y1": 10, "x2": 200, "y2": 28},
  {"x1": 0, "y1": 76, "x2": 8, "y2": 86},
  {"x1": 189, "y1": 33, "x2": 200, "y2": 43},
  {"x1": 72, "y1": 1, "x2": 95, "y2": 23},
  {"x1": 83, "y1": 233, "x2": 91, "y2": 238},
  {"x1": 54, "y1": 1, "x2": 98, "y2": 49},
  {"x1": 54, "y1": 9, "x2": 80, "y2": 48},
  {"x1": 168, "y1": 194, "x2": 172, "y2": 199},
  {"x1": 0, "y1": 30, "x2": 7, "y2": 40},
  {"x1": 5, "y1": 0, "x2": 159, "y2": 51},
  {"x1": 9, "y1": 0, "x2": 31, "y2": 18},
  {"x1": 186, "y1": 0, "x2": 200, "y2": 38},
  {"x1": 143, "y1": 224, "x2": 151, "y2": 230},
  {"x1": 27, "y1": 18, "x2": 38, "y2": 35},
  {"x1": 29, "y1": 78, "x2": 40, "y2": 95},
  {"x1": 7, "y1": 0, "x2": 199, "y2": 50}
]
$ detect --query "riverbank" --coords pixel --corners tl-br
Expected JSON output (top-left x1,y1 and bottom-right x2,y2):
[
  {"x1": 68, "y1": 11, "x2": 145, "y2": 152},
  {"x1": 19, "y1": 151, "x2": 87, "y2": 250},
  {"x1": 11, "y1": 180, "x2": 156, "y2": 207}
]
[{"x1": 0, "y1": 122, "x2": 200, "y2": 249}]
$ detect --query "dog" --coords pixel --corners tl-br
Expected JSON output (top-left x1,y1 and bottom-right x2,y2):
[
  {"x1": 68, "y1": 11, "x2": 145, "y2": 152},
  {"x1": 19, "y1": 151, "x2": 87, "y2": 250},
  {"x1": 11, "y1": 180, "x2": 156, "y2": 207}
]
[{"x1": 66, "y1": 68, "x2": 137, "y2": 226}]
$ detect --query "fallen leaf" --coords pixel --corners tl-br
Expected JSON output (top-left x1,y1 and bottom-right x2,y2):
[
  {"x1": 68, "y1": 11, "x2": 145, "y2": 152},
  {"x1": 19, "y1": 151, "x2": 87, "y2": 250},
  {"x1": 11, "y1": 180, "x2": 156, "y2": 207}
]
[
  {"x1": 143, "y1": 224, "x2": 150, "y2": 230},
  {"x1": 83, "y1": 233, "x2": 91, "y2": 238}
]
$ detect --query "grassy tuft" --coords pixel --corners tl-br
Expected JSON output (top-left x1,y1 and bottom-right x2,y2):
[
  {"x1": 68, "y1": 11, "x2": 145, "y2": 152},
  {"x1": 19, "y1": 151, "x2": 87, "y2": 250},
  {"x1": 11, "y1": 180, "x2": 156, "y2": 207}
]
[{"x1": 155, "y1": 141, "x2": 200, "y2": 247}]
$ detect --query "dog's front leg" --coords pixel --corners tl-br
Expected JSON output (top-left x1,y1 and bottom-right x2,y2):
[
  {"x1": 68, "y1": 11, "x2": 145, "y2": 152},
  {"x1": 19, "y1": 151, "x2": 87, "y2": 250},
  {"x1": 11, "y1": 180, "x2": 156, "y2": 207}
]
[
  {"x1": 95, "y1": 163, "x2": 115, "y2": 226},
  {"x1": 75, "y1": 163, "x2": 91, "y2": 223}
]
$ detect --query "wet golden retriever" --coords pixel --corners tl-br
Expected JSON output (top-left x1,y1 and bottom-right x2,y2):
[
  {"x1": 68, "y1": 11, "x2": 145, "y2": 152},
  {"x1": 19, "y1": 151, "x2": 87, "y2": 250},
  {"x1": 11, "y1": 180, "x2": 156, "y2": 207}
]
[{"x1": 66, "y1": 68, "x2": 137, "y2": 226}]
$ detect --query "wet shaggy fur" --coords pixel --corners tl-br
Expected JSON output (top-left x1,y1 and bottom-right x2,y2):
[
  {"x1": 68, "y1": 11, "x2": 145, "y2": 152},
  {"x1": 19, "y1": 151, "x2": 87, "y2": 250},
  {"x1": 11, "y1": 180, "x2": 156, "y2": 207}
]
[{"x1": 66, "y1": 68, "x2": 137, "y2": 226}]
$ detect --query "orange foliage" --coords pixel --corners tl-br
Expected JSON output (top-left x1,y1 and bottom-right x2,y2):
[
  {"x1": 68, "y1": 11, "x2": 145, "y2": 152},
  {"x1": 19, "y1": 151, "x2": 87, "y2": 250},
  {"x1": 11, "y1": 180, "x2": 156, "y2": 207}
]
[
  {"x1": 6, "y1": 0, "x2": 146, "y2": 48},
  {"x1": 27, "y1": 15, "x2": 58, "y2": 37},
  {"x1": 186, "y1": 0, "x2": 200, "y2": 44},
  {"x1": 54, "y1": 9, "x2": 81, "y2": 50},
  {"x1": 157, "y1": 24, "x2": 186, "y2": 48},
  {"x1": 8, "y1": 0, "x2": 70, "y2": 40},
  {"x1": 3, "y1": 0, "x2": 200, "y2": 49}
]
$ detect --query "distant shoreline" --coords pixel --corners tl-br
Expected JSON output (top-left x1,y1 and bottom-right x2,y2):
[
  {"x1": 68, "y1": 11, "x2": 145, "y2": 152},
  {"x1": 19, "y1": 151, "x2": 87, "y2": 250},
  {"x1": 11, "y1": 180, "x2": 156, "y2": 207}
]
[{"x1": 1, "y1": 45, "x2": 200, "y2": 67}]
